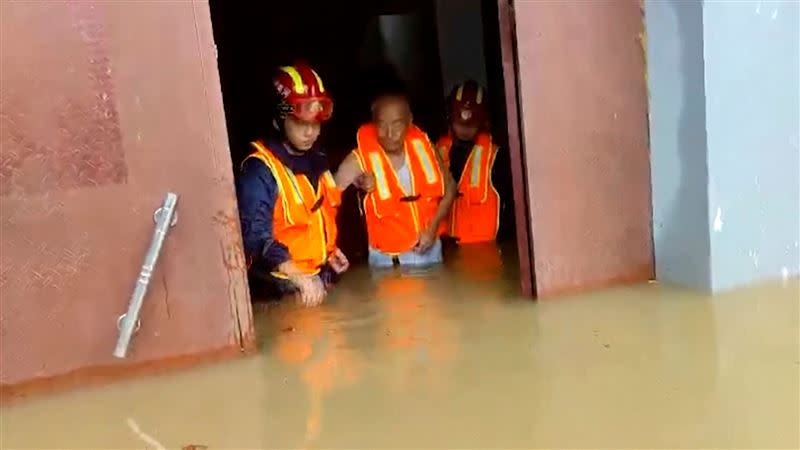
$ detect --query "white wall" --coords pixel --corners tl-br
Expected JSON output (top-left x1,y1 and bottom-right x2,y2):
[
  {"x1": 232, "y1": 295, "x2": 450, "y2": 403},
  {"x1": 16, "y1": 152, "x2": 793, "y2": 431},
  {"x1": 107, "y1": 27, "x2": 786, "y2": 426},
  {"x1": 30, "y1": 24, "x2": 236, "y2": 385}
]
[
  {"x1": 702, "y1": 0, "x2": 800, "y2": 291},
  {"x1": 646, "y1": 0, "x2": 800, "y2": 292}
]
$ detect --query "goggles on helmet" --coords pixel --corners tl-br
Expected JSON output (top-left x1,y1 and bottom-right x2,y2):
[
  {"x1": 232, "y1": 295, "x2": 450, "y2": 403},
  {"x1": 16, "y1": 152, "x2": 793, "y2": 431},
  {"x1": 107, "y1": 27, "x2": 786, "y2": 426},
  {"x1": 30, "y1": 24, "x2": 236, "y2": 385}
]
[{"x1": 289, "y1": 97, "x2": 333, "y2": 122}]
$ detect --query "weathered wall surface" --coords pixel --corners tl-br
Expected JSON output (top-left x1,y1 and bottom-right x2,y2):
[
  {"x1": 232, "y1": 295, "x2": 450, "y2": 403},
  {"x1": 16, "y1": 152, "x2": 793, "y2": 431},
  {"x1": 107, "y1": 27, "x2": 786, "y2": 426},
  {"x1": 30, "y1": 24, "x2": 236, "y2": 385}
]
[
  {"x1": 513, "y1": 1, "x2": 655, "y2": 297},
  {"x1": 0, "y1": 1, "x2": 253, "y2": 395},
  {"x1": 646, "y1": 0, "x2": 799, "y2": 292}
]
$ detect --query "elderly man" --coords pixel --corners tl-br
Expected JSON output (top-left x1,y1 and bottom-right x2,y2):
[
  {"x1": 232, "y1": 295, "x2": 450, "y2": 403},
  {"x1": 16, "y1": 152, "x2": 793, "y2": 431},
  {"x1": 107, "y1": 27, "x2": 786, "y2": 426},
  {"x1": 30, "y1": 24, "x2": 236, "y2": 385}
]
[{"x1": 335, "y1": 90, "x2": 457, "y2": 268}]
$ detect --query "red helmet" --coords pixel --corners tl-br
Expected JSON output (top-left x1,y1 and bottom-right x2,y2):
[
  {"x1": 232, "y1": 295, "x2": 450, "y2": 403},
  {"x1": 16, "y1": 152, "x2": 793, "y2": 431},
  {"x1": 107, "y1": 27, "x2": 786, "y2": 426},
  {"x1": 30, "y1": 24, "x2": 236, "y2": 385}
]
[
  {"x1": 449, "y1": 80, "x2": 487, "y2": 128},
  {"x1": 273, "y1": 62, "x2": 333, "y2": 122}
]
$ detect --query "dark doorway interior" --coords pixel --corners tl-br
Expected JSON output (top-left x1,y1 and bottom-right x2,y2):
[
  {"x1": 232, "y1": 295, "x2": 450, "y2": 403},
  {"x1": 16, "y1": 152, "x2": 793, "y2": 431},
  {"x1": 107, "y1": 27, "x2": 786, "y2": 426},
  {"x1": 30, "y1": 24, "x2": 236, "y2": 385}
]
[{"x1": 209, "y1": 0, "x2": 521, "y2": 270}]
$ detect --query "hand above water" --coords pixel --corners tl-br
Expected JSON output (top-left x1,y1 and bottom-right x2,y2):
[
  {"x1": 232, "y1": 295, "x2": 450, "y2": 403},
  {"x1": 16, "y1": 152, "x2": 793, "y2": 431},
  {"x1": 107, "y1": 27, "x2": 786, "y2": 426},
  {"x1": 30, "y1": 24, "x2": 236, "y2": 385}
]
[
  {"x1": 414, "y1": 226, "x2": 437, "y2": 254},
  {"x1": 329, "y1": 248, "x2": 350, "y2": 274},
  {"x1": 355, "y1": 172, "x2": 376, "y2": 192},
  {"x1": 289, "y1": 273, "x2": 326, "y2": 307}
]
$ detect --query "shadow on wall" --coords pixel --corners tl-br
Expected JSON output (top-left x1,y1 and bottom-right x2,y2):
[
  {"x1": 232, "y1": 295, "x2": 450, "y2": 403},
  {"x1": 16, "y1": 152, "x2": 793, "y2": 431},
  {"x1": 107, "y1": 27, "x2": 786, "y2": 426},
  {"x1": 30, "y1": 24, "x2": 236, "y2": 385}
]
[
  {"x1": 648, "y1": 0, "x2": 712, "y2": 290},
  {"x1": 650, "y1": 0, "x2": 800, "y2": 291}
]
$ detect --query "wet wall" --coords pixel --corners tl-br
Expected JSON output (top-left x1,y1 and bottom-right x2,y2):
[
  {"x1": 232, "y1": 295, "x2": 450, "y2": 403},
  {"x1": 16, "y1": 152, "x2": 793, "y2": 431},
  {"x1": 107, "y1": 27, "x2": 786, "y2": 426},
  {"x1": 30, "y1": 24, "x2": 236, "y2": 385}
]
[{"x1": 646, "y1": 0, "x2": 800, "y2": 292}]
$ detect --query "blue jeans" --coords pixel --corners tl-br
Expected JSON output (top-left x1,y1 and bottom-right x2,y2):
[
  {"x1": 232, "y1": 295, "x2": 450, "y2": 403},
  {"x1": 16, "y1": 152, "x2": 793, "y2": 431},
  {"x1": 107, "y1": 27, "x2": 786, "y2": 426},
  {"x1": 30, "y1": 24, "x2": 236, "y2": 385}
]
[{"x1": 368, "y1": 238, "x2": 443, "y2": 268}]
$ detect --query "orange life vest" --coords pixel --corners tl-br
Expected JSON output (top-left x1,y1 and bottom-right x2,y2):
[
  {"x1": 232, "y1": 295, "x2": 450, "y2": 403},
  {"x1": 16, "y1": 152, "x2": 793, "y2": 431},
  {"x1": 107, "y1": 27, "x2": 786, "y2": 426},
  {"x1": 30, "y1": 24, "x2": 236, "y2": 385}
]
[
  {"x1": 437, "y1": 132, "x2": 500, "y2": 244},
  {"x1": 243, "y1": 141, "x2": 341, "y2": 276},
  {"x1": 353, "y1": 123, "x2": 445, "y2": 254}
]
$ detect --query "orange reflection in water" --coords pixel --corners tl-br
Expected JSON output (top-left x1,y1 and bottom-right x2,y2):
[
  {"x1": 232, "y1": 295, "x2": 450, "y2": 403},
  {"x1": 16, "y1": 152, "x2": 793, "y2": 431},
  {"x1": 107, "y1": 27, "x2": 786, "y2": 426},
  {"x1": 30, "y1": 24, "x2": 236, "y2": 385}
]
[
  {"x1": 270, "y1": 305, "x2": 363, "y2": 446},
  {"x1": 374, "y1": 271, "x2": 461, "y2": 393},
  {"x1": 448, "y1": 242, "x2": 505, "y2": 283}
]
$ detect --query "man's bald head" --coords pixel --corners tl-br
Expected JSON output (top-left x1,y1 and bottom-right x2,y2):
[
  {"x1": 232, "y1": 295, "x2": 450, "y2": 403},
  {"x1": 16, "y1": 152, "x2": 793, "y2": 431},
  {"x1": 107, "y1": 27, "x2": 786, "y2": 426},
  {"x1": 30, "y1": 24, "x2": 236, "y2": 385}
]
[
  {"x1": 372, "y1": 94, "x2": 412, "y2": 153},
  {"x1": 371, "y1": 94, "x2": 411, "y2": 119}
]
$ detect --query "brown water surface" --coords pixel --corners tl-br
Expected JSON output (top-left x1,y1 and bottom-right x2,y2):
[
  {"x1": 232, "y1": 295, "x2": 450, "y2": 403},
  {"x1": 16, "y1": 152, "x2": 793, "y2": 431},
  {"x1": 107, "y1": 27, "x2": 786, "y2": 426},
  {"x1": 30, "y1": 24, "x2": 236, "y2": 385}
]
[{"x1": 2, "y1": 244, "x2": 798, "y2": 449}]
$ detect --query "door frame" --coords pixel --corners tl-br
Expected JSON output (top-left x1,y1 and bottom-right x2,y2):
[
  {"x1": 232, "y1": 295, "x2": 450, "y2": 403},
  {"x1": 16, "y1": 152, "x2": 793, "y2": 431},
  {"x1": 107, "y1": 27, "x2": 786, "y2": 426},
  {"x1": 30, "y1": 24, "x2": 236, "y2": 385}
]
[
  {"x1": 496, "y1": 0, "x2": 535, "y2": 297},
  {"x1": 501, "y1": 0, "x2": 655, "y2": 298}
]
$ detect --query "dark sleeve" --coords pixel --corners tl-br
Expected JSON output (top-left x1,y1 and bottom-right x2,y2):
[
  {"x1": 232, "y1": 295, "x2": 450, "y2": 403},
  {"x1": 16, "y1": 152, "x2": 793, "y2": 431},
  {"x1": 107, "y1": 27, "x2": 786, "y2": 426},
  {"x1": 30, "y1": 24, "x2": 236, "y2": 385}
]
[
  {"x1": 492, "y1": 147, "x2": 513, "y2": 238},
  {"x1": 236, "y1": 158, "x2": 291, "y2": 271},
  {"x1": 491, "y1": 147, "x2": 509, "y2": 203}
]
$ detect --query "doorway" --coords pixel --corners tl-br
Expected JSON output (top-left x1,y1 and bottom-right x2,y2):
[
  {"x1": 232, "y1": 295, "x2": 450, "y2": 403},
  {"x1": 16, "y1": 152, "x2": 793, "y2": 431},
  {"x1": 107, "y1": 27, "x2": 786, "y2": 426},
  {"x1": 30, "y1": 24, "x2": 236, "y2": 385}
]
[
  {"x1": 208, "y1": 0, "x2": 535, "y2": 296},
  {"x1": 0, "y1": 0, "x2": 656, "y2": 396}
]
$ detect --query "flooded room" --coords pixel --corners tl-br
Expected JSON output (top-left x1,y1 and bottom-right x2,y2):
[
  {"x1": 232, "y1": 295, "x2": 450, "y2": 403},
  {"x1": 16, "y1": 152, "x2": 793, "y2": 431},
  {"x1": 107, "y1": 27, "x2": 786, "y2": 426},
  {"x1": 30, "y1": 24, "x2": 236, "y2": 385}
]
[{"x1": 1, "y1": 0, "x2": 798, "y2": 449}]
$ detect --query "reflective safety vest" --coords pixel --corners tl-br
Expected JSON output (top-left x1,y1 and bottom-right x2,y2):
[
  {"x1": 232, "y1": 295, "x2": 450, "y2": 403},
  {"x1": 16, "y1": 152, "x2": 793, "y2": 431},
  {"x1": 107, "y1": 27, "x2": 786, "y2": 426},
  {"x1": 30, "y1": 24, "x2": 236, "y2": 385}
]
[
  {"x1": 243, "y1": 141, "x2": 341, "y2": 276},
  {"x1": 437, "y1": 132, "x2": 500, "y2": 244},
  {"x1": 353, "y1": 123, "x2": 445, "y2": 254}
]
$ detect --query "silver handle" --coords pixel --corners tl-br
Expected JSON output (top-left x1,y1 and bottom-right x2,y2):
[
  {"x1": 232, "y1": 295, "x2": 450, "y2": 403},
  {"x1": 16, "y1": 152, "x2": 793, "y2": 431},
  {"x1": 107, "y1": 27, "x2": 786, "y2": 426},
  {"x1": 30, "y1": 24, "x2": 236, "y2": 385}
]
[{"x1": 113, "y1": 192, "x2": 178, "y2": 359}]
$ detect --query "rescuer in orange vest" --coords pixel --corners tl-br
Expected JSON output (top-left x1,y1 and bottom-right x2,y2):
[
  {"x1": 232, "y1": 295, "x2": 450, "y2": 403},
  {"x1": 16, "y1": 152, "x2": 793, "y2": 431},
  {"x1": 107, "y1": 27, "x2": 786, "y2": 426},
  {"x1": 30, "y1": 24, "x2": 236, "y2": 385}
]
[
  {"x1": 437, "y1": 80, "x2": 505, "y2": 244},
  {"x1": 237, "y1": 62, "x2": 349, "y2": 306},
  {"x1": 335, "y1": 88, "x2": 457, "y2": 268}
]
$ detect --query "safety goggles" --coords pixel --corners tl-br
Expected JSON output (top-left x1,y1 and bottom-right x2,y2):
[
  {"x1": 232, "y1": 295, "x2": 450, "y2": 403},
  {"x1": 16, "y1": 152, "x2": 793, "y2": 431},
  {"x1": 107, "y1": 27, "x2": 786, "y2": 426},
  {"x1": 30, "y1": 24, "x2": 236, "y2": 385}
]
[{"x1": 291, "y1": 97, "x2": 333, "y2": 122}]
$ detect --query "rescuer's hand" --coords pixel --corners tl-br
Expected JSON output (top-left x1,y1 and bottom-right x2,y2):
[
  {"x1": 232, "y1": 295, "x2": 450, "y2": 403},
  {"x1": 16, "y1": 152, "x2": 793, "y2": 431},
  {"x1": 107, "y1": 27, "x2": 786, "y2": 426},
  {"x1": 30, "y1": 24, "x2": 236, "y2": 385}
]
[
  {"x1": 355, "y1": 173, "x2": 376, "y2": 192},
  {"x1": 329, "y1": 248, "x2": 350, "y2": 274},
  {"x1": 414, "y1": 226, "x2": 437, "y2": 254},
  {"x1": 291, "y1": 274, "x2": 326, "y2": 307}
]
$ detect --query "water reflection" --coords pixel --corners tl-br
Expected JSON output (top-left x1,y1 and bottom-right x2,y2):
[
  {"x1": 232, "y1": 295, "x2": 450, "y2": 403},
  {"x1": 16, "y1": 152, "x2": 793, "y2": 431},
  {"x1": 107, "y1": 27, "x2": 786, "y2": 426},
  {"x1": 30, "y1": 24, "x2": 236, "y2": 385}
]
[
  {"x1": 260, "y1": 303, "x2": 364, "y2": 446},
  {"x1": 0, "y1": 246, "x2": 796, "y2": 449},
  {"x1": 253, "y1": 242, "x2": 514, "y2": 445},
  {"x1": 370, "y1": 268, "x2": 461, "y2": 393},
  {"x1": 446, "y1": 242, "x2": 506, "y2": 283}
]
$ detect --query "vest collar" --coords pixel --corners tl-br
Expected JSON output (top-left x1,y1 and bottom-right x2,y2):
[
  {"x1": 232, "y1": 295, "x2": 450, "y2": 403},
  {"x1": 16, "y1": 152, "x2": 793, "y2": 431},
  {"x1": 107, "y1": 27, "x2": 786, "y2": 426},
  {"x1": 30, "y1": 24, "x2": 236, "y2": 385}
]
[{"x1": 263, "y1": 137, "x2": 327, "y2": 180}]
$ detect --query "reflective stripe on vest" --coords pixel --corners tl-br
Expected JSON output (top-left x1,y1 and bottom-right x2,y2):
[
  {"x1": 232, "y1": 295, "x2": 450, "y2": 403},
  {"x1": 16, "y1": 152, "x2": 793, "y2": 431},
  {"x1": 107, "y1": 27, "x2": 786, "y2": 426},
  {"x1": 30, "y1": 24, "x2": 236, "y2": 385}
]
[
  {"x1": 469, "y1": 144, "x2": 483, "y2": 187},
  {"x1": 356, "y1": 124, "x2": 443, "y2": 203},
  {"x1": 369, "y1": 152, "x2": 392, "y2": 201},
  {"x1": 247, "y1": 141, "x2": 322, "y2": 225},
  {"x1": 243, "y1": 141, "x2": 340, "y2": 274},
  {"x1": 437, "y1": 132, "x2": 500, "y2": 242},
  {"x1": 411, "y1": 139, "x2": 437, "y2": 184},
  {"x1": 440, "y1": 133, "x2": 494, "y2": 204},
  {"x1": 355, "y1": 123, "x2": 445, "y2": 253}
]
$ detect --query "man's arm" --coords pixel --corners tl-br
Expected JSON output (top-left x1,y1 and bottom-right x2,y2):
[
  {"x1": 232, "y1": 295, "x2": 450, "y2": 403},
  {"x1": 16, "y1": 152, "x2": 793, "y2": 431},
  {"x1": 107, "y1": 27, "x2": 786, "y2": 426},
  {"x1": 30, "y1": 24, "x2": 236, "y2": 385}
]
[
  {"x1": 237, "y1": 159, "x2": 292, "y2": 271},
  {"x1": 428, "y1": 146, "x2": 457, "y2": 231},
  {"x1": 334, "y1": 151, "x2": 364, "y2": 190}
]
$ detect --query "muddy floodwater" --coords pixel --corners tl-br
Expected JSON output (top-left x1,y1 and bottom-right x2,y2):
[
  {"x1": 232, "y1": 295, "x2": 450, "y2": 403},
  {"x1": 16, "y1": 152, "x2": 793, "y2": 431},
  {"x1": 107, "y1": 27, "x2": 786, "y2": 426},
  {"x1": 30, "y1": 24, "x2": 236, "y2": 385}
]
[{"x1": 2, "y1": 244, "x2": 798, "y2": 449}]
